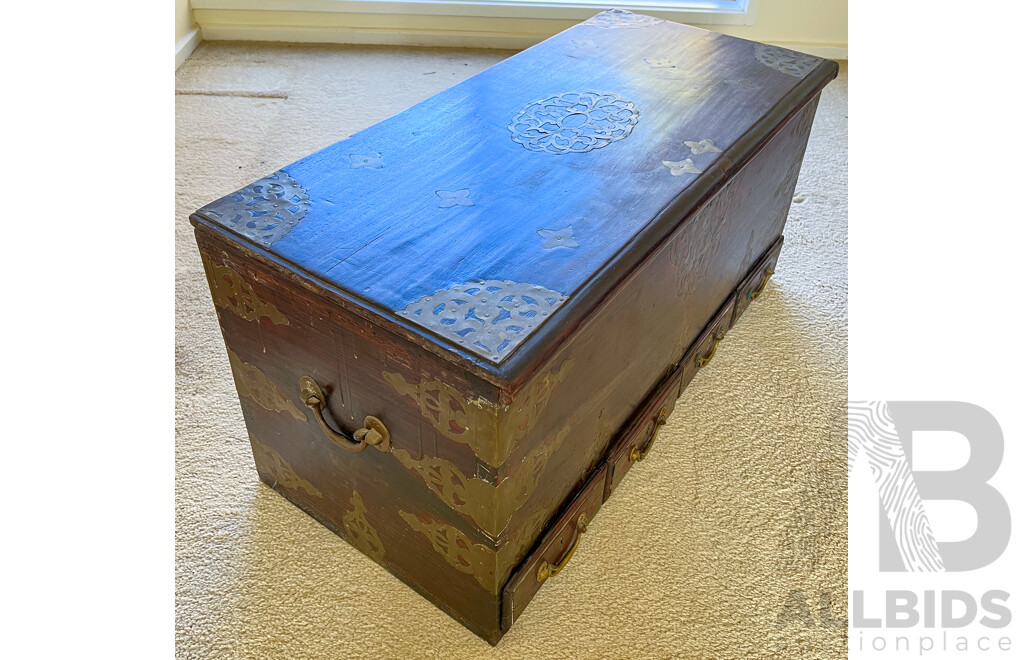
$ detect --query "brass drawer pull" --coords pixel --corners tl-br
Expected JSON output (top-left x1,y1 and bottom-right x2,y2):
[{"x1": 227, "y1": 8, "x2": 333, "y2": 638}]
[
  {"x1": 695, "y1": 330, "x2": 725, "y2": 368},
  {"x1": 747, "y1": 268, "x2": 775, "y2": 301},
  {"x1": 299, "y1": 376, "x2": 392, "y2": 453},
  {"x1": 629, "y1": 410, "x2": 668, "y2": 463},
  {"x1": 537, "y1": 513, "x2": 588, "y2": 583}
]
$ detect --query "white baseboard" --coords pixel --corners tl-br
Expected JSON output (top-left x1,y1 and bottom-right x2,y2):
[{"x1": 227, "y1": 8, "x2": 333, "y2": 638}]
[
  {"x1": 198, "y1": 23, "x2": 548, "y2": 50},
  {"x1": 772, "y1": 43, "x2": 847, "y2": 60},
  {"x1": 175, "y1": 28, "x2": 203, "y2": 70}
]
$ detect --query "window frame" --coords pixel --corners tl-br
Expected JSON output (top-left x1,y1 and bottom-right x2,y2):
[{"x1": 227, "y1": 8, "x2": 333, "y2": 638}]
[{"x1": 191, "y1": 0, "x2": 760, "y2": 27}]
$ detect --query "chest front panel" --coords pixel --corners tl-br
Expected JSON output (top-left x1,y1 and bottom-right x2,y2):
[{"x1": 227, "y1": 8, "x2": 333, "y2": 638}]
[{"x1": 482, "y1": 96, "x2": 822, "y2": 582}]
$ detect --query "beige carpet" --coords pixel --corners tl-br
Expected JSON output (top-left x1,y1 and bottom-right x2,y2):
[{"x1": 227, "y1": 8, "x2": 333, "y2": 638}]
[{"x1": 175, "y1": 42, "x2": 848, "y2": 659}]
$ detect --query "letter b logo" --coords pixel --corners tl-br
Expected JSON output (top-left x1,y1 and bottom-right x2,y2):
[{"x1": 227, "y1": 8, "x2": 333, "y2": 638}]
[{"x1": 848, "y1": 401, "x2": 1011, "y2": 572}]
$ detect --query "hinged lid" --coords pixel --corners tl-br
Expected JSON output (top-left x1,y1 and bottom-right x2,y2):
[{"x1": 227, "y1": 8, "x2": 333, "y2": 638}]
[{"x1": 191, "y1": 9, "x2": 837, "y2": 390}]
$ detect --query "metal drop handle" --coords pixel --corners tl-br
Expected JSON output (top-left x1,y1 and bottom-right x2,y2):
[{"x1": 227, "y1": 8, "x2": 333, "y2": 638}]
[
  {"x1": 629, "y1": 410, "x2": 668, "y2": 463},
  {"x1": 695, "y1": 330, "x2": 725, "y2": 369},
  {"x1": 748, "y1": 268, "x2": 775, "y2": 301},
  {"x1": 299, "y1": 376, "x2": 391, "y2": 453},
  {"x1": 537, "y1": 513, "x2": 589, "y2": 582}
]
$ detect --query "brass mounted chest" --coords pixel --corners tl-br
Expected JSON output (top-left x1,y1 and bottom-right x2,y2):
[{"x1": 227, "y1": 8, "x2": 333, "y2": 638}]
[{"x1": 190, "y1": 8, "x2": 837, "y2": 644}]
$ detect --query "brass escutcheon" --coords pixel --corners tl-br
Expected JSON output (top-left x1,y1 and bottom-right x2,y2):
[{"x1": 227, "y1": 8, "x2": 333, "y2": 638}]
[
  {"x1": 747, "y1": 268, "x2": 775, "y2": 301},
  {"x1": 537, "y1": 513, "x2": 589, "y2": 582},
  {"x1": 629, "y1": 410, "x2": 668, "y2": 463},
  {"x1": 300, "y1": 376, "x2": 392, "y2": 453}
]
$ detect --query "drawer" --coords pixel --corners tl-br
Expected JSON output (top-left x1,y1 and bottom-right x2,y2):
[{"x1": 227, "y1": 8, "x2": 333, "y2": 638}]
[
  {"x1": 500, "y1": 463, "x2": 608, "y2": 632},
  {"x1": 678, "y1": 296, "x2": 735, "y2": 397},
  {"x1": 603, "y1": 368, "x2": 683, "y2": 501},
  {"x1": 731, "y1": 236, "x2": 783, "y2": 327}
]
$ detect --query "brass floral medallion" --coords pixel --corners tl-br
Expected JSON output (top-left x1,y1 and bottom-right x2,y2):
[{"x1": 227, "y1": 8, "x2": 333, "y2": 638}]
[
  {"x1": 199, "y1": 170, "x2": 309, "y2": 248},
  {"x1": 383, "y1": 372, "x2": 498, "y2": 464},
  {"x1": 384, "y1": 358, "x2": 573, "y2": 467},
  {"x1": 754, "y1": 43, "x2": 821, "y2": 79},
  {"x1": 583, "y1": 9, "x2": 664, "y2": 29},
  {"x1": 343, "y1": 491, "x2": 387, "y2": 565},
  {"x1": 399, "y1": 511, "x2": 499, "y2": 592},
  {"x1": 399, "y1": 495, "x2": 564, "y2": 594},
  {"x1": 392, "y1": 424, "x2": 570, "y2": 537},
  {"x1": 201, "y1": 252, "x2": 288, "y2": 325},
  {"x1": 509, "y1": 91, "x2": 639, "y2": 155},
  {"x1": 250, "y1": 435, "x2": 321, "y2": 498},
  {"x1": 227, "y1": 348, "x2": 306, "y2": 420},
  {"x1": 498, "y1": 358, "x2": 574, "y2": 455},
  {"x1": 398, "y1": 280, "x2": 567, "y2": 362}
]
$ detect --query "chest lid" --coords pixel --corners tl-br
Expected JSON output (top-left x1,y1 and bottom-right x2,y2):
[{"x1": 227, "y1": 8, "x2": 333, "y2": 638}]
[{"x1": 191, "y1": 9, "x2": 837, "y2": 389}]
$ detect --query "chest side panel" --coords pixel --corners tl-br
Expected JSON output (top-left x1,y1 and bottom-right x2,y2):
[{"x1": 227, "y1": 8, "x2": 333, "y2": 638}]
[
  {"x1": 487, "y1": 94, "x2": 822, "y2": 581},
  {"x1": 194, "y1": 228, "x2": 532, "y2": 638}
]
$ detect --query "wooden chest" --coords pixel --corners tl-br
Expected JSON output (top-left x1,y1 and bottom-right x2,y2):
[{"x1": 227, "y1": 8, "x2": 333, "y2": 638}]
[{"x1": 190, "y1": 9, "x2": 837, "y2": 645}]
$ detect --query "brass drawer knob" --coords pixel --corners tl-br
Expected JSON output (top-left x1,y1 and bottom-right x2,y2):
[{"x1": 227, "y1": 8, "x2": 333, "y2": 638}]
[
  {"x1": 695, "y1": 330, "x2": 725, "y2": 369},
  {"x1": 747, "y1": 268, "x2": 775, "y2": 301},
  {"x1": 299, "y1": 376, "x2": 392, "y2": 453},
  {"x1": 629, "y1": 410, "x2": 668, "y2": 463},
  {"x1": 537, "y1": 513, "x2": 589, "y2": 583}
]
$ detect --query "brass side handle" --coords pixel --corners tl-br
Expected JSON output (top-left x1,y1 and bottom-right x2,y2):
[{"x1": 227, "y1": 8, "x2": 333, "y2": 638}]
[
  {"x1": 299, "y1": 376, "x2": 391, "y2": 453},
  {"x1": 695, "y1": 330, "x2": 725, "y2": 369},
  {"x1": 537, "y1": 513, "x2": 589, "y2": 583},
  {"x1": 747, "y1": 268, "x2": 775, "y2": 301},
  {"x1": 629, "y1": 410, "x2": 668, "y2": 463}
]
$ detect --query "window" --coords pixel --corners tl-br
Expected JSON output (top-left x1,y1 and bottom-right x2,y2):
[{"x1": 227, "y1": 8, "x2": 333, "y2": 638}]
[{"x1": 190, "y1": 0, "x2": 759, "y2": 48}]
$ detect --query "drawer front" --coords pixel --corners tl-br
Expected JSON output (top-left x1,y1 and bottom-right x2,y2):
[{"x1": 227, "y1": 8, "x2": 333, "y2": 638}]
[
  {"x1": 678, "y1": 296, "x2": 736, "y2": 397},
  {"x1": 731, "y1": 236, "x2": 783, "y2": 327},
  {"x1": 603, "y1": 368, "x2": 683, "y2": 501},
  {"x1": 500, "y1": 463, "x2": 608, "y2": 632}
]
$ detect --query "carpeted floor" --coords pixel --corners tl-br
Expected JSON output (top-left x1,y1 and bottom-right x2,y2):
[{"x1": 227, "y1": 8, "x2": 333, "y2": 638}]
[{"x1": 175, "y1": 42, "x2": 848, "y2": 659}]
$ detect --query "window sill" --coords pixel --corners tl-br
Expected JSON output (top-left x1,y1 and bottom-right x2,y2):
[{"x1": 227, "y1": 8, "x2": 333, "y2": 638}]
[{"x1": 193, "y1": 0, "x2": 756, "y2": 25}]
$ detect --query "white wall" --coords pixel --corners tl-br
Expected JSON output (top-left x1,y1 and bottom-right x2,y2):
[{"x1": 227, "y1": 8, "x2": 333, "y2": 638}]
[
  {"x1": 719, "y1": 0, "x2": 847, "y2": 52},
  {"x1": 176, "y1": 0, "x2": 201, "y2": 68},
  {"x1": 176, "y1": 0, "x2": 195, "y2": 45},
  {"x1": 190, "y1": 1, "x2": 847, "y2": 58}
]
